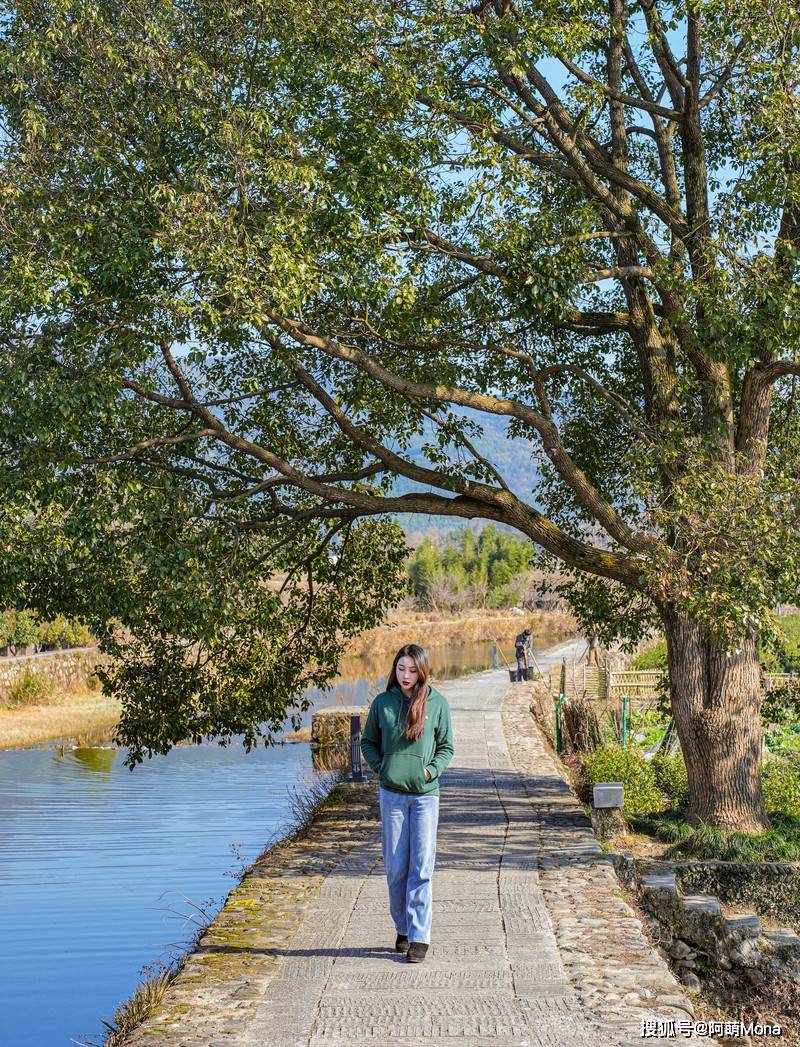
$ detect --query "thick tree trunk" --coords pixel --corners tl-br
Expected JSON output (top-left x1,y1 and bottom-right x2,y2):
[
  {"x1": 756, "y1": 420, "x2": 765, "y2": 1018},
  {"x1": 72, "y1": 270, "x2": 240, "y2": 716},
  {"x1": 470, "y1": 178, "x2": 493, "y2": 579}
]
[{"x1": 661, "y1": 606, "x2": 770, "y2": 833}]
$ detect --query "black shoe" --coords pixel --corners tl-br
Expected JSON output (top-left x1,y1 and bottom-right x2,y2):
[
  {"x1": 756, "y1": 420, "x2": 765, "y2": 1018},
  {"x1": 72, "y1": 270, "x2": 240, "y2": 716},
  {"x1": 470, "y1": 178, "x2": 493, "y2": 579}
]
[
  {"x1": 395, "y1": 933, "x2": 409, "y2": 954},
  {"x1": 406, "y1": 941, "x2": 428, "y2": 963}
]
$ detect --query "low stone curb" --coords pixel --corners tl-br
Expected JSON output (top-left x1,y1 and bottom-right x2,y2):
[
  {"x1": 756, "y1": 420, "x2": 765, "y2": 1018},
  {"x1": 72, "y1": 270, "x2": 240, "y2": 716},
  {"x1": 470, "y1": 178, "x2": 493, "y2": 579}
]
[{"x1": 502, "y1": 686, "x2": 714, "y2": 1043}]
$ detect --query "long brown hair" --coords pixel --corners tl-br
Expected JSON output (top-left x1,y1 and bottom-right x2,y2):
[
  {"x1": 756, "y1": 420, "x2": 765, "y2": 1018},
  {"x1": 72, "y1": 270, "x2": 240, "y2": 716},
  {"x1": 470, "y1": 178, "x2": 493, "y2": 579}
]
[{"x1": 386, "y1": 644, "x2": 431, "y2": 741}]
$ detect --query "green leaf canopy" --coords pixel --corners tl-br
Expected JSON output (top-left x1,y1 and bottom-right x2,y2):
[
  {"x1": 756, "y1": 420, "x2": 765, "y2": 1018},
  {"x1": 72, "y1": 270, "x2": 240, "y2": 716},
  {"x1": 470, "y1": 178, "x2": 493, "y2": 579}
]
[{"x1": 1, "y1": 0, "x2": 799, "y2": 767}]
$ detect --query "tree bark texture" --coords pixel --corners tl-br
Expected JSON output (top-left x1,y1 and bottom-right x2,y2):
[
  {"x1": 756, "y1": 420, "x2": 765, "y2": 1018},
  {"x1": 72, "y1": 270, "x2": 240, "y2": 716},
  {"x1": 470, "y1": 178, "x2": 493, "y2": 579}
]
[{"x1": 661, "y1": 606, "x2": 770, "y2": 833}]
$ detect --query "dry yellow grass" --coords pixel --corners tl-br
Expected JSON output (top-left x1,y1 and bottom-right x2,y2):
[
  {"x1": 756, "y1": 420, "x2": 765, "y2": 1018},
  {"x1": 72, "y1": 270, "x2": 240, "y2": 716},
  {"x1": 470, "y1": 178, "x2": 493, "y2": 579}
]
[
  {"x1": 0, "y1": 689, "x2": 121, "y2": 747},
  {"x1": 285, "y1": 726, "x2": 313, "y2": 742},
  {"x1": 344, "y1": 607, "x2": 576, "y2": 658}
]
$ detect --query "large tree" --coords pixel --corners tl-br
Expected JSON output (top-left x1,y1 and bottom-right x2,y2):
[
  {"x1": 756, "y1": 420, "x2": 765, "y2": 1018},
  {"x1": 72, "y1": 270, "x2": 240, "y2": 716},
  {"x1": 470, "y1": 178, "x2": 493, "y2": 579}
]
[{"x1": 1, "y1": 0, "x2": 799, "y2": 827}]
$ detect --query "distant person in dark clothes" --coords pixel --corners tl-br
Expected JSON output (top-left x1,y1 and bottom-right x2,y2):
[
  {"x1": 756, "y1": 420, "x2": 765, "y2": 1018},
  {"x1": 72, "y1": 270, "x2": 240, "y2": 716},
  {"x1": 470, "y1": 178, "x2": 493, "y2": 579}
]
[{"x1": 515, "y1": 628, "x2": 532, "y2": 674}]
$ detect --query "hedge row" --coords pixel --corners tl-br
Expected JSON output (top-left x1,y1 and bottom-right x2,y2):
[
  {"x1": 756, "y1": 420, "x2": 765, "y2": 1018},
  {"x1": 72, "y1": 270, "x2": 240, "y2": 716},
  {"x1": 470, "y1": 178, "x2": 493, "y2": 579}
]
[
  {"x1": 580, "y1": 745, "x2": 800, "y2": 818},
  {"x1": 0, "y1": 610, "x2": 94, "y2": 651}
]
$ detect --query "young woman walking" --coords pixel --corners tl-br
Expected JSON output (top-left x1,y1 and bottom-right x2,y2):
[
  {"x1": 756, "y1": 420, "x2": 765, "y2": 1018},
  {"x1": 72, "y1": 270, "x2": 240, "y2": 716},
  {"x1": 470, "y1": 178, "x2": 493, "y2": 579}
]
[{"x1": 360, "y1": 643, "x2": 454, "y2": 963}]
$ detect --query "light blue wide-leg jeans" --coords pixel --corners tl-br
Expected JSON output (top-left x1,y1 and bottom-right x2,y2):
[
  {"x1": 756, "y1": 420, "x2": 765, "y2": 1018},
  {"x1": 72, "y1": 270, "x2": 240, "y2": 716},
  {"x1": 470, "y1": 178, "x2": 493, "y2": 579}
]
[{"x1": 379, "y1": 787, "x2": 440, "y2": 944}]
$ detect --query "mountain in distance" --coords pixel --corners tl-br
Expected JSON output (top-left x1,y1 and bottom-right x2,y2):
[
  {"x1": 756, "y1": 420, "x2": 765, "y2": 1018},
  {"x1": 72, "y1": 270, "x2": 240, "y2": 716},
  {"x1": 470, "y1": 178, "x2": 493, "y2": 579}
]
[{"x1": 387, "y1": 408, "x2": 542, "y2": 537}]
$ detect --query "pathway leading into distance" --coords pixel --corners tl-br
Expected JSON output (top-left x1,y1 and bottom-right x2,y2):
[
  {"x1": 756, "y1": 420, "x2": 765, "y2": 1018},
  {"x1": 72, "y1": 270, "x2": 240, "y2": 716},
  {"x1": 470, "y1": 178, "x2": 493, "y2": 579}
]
[{"x1": 240, "y1": 662, "x2": 711, "y2": 1047}]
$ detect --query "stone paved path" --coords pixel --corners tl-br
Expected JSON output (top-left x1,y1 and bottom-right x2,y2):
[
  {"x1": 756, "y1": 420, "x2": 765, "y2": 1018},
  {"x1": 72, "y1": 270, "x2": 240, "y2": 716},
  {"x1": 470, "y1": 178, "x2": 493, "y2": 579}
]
[{"x1": 238, "y1": 668, "x2": 710, "y2": 1047}]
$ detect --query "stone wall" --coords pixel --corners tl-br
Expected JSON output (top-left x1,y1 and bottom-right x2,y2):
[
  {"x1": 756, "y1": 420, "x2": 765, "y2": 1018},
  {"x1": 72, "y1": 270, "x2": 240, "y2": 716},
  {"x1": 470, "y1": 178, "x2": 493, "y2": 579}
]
[
  {"x1": 614, "y1": 854, "x2": 800, "y2": 991},
  {"x1": 674, "y1": 860, "x2": 800, "y2": 932},
  {"x1": 0, "y1": 647, "x2": 109, "y2": 701}
]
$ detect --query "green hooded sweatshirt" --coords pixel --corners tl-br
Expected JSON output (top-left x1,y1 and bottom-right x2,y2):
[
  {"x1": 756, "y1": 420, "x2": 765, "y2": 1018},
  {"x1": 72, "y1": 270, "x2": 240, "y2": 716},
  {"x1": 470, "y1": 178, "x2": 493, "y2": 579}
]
[{"x1": 360, "y1": 683, "x2": 454, "y2": 796}]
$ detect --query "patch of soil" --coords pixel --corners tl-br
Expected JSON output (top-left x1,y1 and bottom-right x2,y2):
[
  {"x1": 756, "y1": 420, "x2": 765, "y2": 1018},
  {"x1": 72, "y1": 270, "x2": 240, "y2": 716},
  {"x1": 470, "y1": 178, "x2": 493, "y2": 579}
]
[
  {"x1": 605, "y1": 827, "x2": 674, "y2": 860},
  {"x1": 696, "y1": 972, "x2": 800, "y2": 1045}
]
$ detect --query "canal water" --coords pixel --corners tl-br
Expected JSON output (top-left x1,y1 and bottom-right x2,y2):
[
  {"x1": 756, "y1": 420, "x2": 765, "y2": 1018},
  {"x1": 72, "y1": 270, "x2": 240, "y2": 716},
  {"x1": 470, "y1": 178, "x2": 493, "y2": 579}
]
[{"x1": 0, "y1": 639, "x2": 550, "y2": 1047}]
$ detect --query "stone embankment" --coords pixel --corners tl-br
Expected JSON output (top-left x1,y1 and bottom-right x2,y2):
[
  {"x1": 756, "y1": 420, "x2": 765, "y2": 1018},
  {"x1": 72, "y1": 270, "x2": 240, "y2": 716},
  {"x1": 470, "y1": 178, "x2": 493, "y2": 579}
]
[
  {"x1": 123, "y1": 667, "x2": 711, "y2": 1046},
  {"x1": 616, "y1": 855, "x2": 800, "y2": 992},
  {"x1": 0, "y1": 646, "x2": 107, "y2": 701}
]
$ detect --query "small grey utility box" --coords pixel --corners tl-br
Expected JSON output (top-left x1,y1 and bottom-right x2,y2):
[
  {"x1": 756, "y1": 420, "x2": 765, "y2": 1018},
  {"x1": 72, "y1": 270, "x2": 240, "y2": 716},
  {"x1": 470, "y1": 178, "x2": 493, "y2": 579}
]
[{"x1": 593, "y1": 782, "x2": 624, "y2": 809}]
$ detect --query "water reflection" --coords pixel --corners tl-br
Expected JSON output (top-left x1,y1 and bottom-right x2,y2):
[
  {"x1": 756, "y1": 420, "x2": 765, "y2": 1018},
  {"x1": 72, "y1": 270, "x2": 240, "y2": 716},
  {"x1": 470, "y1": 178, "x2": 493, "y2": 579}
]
[
  {"x1": 303, "y1": 639, "x2": 504, "y2": 720},
  {"x1": 69, "y1": 746, "x2": 117, "y2": 774}
]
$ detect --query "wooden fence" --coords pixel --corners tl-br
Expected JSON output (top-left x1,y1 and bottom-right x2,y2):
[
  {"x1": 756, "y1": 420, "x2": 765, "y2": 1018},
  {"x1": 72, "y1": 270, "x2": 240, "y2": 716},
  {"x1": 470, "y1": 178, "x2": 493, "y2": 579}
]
[
  {"x1": 547, "y1": 664, "x2": 795, "y2": 700},
  {"x1": 546, "y1": 664, "x2": 662, "y2": 700}
]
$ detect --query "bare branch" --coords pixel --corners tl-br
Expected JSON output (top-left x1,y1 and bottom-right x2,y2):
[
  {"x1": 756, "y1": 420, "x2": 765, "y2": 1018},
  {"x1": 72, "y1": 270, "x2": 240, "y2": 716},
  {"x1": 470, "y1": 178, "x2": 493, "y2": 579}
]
[
  {"x1": 83, "y1": 429, "x2": 218, "y2": 465},
  {"x1": 206, "y1": 461, "x2": 388, "y2": 504},
  {"x1": 122, "y1": 379, "x2": 191, "y2": 411},
  {"x1": 583, "y1": 265, "x2": 654, "y2": 283},
  {"x1": 500, "y1": 61, "x2": 688, "y2": 252},
  {"x1": 622, "y1": 39, "x2": 682, "y2": 219},
  {"x1": 556, "y1": 53, "x2": 684, "y2": 121},
  {"x1": 536, "y1": 363, "x2": 658, "y2": 444},
  {"x1": 198, "y1": 381, "x2": 301, "y2": 408},
  {"x1": 285, "y1": 353, "x2": 490, "y2": 501},
  {"x1": 698, "y1": 39, "x2": 747, "y2": 108},
  {"x1": 414, "y1": 229, "x2": 633, "y2": 332},
  {"x1": 639, "y1": 0, "x2": 689, "y2": 105},
  {"x1": 266, "y1": 311, "x2": 654, "y2": 555},
  {"x1": 415, "y1": 404, "x2": 512, "y2": 492}
]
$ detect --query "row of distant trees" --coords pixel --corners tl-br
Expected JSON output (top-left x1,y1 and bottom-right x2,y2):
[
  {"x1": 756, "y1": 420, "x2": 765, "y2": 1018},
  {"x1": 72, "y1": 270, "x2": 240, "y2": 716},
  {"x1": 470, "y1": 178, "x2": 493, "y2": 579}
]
[
  {"x1": 0, "y1": 610, "x2": 94, "y2": 656},
  {"x1": 406, "y1": 526, "x2": 560, "y2": 612}
]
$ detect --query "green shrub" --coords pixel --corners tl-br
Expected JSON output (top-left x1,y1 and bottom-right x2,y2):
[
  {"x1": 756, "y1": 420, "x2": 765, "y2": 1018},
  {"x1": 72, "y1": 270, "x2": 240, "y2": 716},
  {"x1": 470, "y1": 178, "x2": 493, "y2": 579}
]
[
  {"x1": 630, "y1": 756, "x2": 800, "y2": 861},
  {"x1": 761, "y1": 614, "x2": 800, "y2": 673},
  {"x1": 759, "y1": 679, "x2": 800, "y2": 753},
  {"x1": 0, "y1": 609, "x2": 39, "y2": 648},
  {"x1": 0, "y1": 611, "x2": 95, "y2": 650},
  {"x1": 64, "y1": 618, "x2": 93, "y2": 647},
  {"x1": 12, "y1": 610, "x2": 39, "y2": 646},
  {"x1": 764, "y1": 722, "x2": 800, "y2": 754},
  {"x1": 629, "y1": 640, "x2": 672, "y2": 718},
  {"x1": 7, "y1": 668, "x2": 54, "y2": 706},
  {"x1": 582, "y1": 746, "x2": 665, "y2": 814},
  {"x1": 631, "y1": 639, "x2": 668, "y2": 671},
  {"x1": 763, "y1": 757, "x2": 800, "y2": 817},
  {"x1": 37, "y1": 615, "x2": 93, "y2": 648},
  {"x1": 629, "y1": 707, "x2": 670, "y2": 749},
  {"x1": 628, "y1": 753, "x2": 800, "y2": 818},
  {"x1": 762, "y1": 680, "x2": 800, "y2": 727},
  {"x1": 651, "y1": 750, "x2": 690, "y2": 807},
  {"x1": 38, "y1": 614, "x2": 70, "y2": 647},
  {"x1": 598, "y1": 709, "x2": 622, "y2": 747}
]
